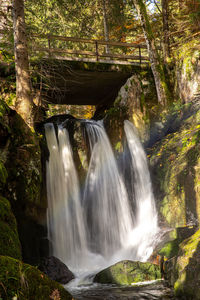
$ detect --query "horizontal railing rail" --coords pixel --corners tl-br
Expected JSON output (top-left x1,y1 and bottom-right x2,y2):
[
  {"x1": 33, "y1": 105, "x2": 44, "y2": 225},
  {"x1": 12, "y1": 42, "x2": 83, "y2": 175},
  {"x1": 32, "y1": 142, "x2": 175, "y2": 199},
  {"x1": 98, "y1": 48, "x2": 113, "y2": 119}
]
[{"x1": 29, "y1": 33, "x2": 150, "y2": 65}]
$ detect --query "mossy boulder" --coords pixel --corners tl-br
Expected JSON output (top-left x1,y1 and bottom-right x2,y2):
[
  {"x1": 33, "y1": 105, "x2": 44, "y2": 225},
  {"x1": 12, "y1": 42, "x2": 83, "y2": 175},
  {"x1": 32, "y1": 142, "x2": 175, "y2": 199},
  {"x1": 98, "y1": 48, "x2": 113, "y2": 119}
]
[
  {"x1": 0, "y1": 196, "x2": 21, "y2": 259},
  {"x1": 94, "y1": 260, "x2": 161, "y2": 285},
  {"x1": 166, "y1": 229, "x2": 200, "y2": 299},
  {"x1": 0, "y1": 255, "x2": 72, "y2": 300},
  {"x1": 150, "y1": 108, "x2": 200, "y2": 227}
]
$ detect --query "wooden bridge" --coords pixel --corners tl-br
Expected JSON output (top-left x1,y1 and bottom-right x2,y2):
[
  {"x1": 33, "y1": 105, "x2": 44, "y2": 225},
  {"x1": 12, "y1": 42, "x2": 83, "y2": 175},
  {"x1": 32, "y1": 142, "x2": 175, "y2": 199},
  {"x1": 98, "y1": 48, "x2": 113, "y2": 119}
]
[
  {"x1": 28, "y1": 34, "x2": 151, "y2": 106},
  {"x1": 30, "y1": 34, "x2": 149, "y2": 65}
]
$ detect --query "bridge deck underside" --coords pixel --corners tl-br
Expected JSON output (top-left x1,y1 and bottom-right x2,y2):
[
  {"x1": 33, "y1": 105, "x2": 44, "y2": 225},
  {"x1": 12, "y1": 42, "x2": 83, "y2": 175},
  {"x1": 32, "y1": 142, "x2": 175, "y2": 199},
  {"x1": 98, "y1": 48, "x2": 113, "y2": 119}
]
[{"x1": 37, "y1": 60, "x2": 134, "y2": 107}]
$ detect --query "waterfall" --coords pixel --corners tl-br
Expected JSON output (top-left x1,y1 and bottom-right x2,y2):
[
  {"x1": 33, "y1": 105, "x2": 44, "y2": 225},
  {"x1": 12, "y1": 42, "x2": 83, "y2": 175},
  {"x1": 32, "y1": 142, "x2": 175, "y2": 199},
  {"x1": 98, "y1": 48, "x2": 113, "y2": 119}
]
[
  {"x1": 83, "y1": 121, "x2": 133, "y2": 259},
  {"x1": 44, "y1": 119, "x2": 159, "y2": 278},
  {"x1": 123, "y1": 120, "x2": 158, "y2": 261},
  {"x1": 45, "y1": 123, "x2": 88, "y2": 272}
]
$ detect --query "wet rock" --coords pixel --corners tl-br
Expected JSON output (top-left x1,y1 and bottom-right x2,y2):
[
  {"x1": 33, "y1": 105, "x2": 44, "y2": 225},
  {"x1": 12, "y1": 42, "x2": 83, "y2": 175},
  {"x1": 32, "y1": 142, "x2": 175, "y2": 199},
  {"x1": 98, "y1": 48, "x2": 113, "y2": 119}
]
[
  {"x1": 39, "y1": 256, "x2": 75, "y2": 284},
  {"x1": 94, "y1": 260, "x2": 161, "y2": 285}
]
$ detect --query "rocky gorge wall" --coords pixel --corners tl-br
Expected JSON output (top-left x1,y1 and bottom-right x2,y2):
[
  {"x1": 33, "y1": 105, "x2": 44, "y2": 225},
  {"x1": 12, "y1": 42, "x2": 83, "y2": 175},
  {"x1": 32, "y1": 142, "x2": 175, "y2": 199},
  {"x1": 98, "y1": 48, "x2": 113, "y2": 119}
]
[{"x1": 0, "y1": 100, "x2": 72, "y2": 299}]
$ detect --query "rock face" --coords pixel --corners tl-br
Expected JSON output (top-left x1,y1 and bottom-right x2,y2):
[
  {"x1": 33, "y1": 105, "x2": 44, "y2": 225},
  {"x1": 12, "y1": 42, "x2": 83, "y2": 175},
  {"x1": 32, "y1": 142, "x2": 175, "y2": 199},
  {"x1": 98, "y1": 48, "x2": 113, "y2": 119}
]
[
  {"x1": 0, "y1": 196, "x2": 21, "y2": 259},
  {"x1": 0, "y1": 99, "x2": 48, "y2": 265},
  {"x1": 39, "y1": 256, "x2": 75, "y2": 284},
  {"x1": 0, "y1": 100, "x2": 73, "y2": 298},
  {"x1": 94, "y1": 260, "x2": 161, "y2": 285},
  {"x1": 0, "y1": 256, "x2": 72, "y2": 300},
  {"x1": 175, "y1": 40, "x2": 200, "y2": 103},
  {"x1": 165, "y1": 229, "x2": 200, "y2": 299},
  {"x1": 150, "y1": 106, "x2": 200, "y2": 228},
  {"x1": 104, "y1": 69, "x2": 157, "y2": 148}
]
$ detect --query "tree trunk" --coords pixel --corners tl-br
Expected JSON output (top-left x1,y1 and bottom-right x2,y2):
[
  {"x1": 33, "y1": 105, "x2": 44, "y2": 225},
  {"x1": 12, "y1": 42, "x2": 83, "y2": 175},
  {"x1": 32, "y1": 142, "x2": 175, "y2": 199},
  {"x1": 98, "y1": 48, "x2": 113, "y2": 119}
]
[
  {"x1": 132, "y1": 0, "x2": 171, "y2": 106},
  {"x1": 161, "y1": 0, "x2": 170, "y2": 62},
  {"x1": 102, "y1": 0, "x2": 110, "y2": 54},
  {"x1": 12, "y1": 0, "x2": 34, "y2": 126}
]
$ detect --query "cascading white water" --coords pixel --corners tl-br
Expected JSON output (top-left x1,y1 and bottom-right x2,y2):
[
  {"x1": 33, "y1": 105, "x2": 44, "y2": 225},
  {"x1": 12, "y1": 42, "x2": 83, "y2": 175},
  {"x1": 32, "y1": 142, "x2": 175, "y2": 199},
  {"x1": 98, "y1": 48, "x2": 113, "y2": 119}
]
[
  {"x1": 83, "y1": 121, "x2": 133, "y2": 259},
  {"x1": 123, "y1": 120, "x2": 158, "y2": 261},
  {"x1": 45, "y1": 119, "x2": 159, "y2": 280},
  {"x1": 45, "y1": 123, "x2": 88, "y2": 272}
]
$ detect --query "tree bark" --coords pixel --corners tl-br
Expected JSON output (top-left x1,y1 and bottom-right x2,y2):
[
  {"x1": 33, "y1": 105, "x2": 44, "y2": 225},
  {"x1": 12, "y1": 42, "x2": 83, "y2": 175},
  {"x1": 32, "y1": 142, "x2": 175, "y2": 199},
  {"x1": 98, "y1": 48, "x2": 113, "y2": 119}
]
[
  {"x1": 12, "y1": 0, "x2": 34, "y2": 126},
  {"x1": 132, "y1": 0, "x2": 171, "y2": 106},
  {"x1": 102, "y1": 0, "x2": 110, "y2": 54},
  {"x1": 161, "y1": 0, "x2": 170, "y2": 62}
]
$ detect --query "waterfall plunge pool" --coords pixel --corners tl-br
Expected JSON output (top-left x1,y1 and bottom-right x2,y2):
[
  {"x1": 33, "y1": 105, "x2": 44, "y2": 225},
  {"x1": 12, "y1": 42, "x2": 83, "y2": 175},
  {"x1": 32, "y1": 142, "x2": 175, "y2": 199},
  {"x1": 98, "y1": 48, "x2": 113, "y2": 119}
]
[{"x1": 66, "y1": 280, "x2": 175, "y2": 299}]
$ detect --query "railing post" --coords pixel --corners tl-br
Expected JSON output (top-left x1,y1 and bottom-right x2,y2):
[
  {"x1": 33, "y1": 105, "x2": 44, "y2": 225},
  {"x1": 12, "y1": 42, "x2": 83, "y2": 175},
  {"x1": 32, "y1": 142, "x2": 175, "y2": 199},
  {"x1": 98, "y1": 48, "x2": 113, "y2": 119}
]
[
  {"x1": 95, "y1": 41, "x2": 99, "y2": 61},
  {"x1": 139, "y1": 46, "x2": 141, "y2": 65}
]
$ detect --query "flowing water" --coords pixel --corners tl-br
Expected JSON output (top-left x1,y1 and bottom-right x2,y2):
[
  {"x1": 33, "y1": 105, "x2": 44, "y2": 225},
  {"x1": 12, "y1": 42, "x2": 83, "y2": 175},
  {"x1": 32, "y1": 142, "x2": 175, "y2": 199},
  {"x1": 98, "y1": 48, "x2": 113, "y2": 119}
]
[{"x1": 45, "y1": 119, "x2": 160, "y2": 285}]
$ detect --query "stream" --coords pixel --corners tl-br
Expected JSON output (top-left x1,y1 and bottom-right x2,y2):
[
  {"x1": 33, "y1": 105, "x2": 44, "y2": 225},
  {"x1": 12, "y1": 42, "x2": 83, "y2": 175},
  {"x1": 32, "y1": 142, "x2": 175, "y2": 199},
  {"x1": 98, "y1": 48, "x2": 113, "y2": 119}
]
[{"x1": 67, "y1": 280, "x2": 175, "y2": 299}]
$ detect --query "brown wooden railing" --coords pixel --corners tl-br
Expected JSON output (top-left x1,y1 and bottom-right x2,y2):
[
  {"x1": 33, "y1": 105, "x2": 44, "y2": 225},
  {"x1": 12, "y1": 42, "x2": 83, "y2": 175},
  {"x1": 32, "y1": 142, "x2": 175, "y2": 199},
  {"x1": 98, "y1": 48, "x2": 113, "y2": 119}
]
[{"x1": 29, "y1": 34, "x2": 149, "y2": 65}]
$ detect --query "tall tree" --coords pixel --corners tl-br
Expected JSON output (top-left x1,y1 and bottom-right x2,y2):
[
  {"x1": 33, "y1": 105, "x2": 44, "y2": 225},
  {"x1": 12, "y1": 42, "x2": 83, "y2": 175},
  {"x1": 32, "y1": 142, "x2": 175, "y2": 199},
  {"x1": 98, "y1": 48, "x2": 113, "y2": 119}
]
[
  {"x1": 132, "y1": 0, "x2": 171, "y2": 106},
  {"x1": 13, "y1": 0, "x2": 34, "y2": 125},
  {"x1": 102, "y1": 0, "x2": 110, "y2": 53},
  {"x1": 161, "y1": 0, "x2": 170, "y2": 62}
]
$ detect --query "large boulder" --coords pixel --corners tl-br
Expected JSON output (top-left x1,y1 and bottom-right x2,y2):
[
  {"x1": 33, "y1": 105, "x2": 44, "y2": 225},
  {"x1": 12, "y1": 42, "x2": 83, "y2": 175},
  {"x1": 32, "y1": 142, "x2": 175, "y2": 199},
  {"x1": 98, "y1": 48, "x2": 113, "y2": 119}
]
[
  {"x1": 166, "y1": 229, "x2": 200, "y2": 299},
  {"x1": 39, "y1": 256, "x2": 74, "y2": 284},
  {"x1": 94, "y1": 260, "x2": 161, "y2": 285},
  {"x1": 0, "y1": 256, "x2": 72, "y2": 300}
]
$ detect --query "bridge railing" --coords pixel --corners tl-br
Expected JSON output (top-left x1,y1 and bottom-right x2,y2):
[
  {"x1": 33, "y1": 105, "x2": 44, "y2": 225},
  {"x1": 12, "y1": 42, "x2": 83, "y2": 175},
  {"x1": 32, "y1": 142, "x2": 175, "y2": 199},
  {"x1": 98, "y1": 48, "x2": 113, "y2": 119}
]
[{"x1": 29, "y1": 34, "x2": 149, "y2": 65}]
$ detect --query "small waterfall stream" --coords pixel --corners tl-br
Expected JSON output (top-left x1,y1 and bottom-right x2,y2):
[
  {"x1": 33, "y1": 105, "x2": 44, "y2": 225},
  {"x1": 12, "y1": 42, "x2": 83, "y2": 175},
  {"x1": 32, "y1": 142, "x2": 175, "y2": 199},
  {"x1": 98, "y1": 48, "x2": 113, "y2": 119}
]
[{"x1": 44, "y1": 119, "x2": 159, "y2": 282}]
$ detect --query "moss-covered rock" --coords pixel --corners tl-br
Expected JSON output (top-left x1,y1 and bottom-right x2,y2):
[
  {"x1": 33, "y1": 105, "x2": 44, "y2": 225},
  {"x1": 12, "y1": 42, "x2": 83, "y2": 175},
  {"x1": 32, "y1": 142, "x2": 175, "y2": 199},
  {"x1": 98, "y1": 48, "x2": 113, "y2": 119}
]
[
  {"x1": 150, "y1": 108, "x2": 200, "y2": 227},
  {"x1": 103, "y1": 69, "x2": 157, "y2": 154},
  {"x1": 0, "y1": 196, "x2": 21, "y2": 259},
  {"x1": 165, "y1": 229, "x2": 200, "y2": 299},
  {"x1": 174, "y1": 39, "x2": 200, "y2": 103},
  {"x1": 0, "y1": 255, "x2": 72, "y2": 300},
  {"x1": 94, "y1": 260, "x2": 161, "y2": 285},
  {"x1": 158, "y1": 226, "x2": 196, "y2": 261},
  {"x1": 0, "y1": 160, "x2": 7, "y2": 187},
  {"x1": 0, "y1": 100, "x2": 47, "y2": 264}
]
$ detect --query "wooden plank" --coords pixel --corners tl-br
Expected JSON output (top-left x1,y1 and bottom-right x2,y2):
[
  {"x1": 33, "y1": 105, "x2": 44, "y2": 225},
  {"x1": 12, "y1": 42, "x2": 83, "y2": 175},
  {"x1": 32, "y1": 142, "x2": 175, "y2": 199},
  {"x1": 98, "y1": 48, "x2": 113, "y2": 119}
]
[{"x1": 31, "y1": 33, "x2": 148, "y2": 49}]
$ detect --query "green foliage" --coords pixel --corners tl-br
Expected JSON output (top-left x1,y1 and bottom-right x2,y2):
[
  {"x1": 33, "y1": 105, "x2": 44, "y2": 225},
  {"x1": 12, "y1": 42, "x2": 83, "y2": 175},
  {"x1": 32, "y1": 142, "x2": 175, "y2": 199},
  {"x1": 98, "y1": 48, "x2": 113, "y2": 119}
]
[{"x1": 106, "y1": 105, "x2": 128, "y2": 118}]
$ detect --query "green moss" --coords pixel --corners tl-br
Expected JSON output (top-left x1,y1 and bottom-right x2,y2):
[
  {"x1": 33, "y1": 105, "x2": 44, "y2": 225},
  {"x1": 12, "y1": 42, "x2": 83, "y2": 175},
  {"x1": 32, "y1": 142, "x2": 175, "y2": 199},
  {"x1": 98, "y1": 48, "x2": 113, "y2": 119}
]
[
  {"x1": 174, "y1": 229, "x2": 200, "y2": 298},
  {"x1": 150, "y1": 106, "x2": 200, "y2": 227},
  {"x1": 125, "y1": 84, "x2": 129, "y2": 91},
  {"x1": 0, "y1": 160, "x2": 8, "y2": 185},
  {"x1": 0, "y1": 196, "x2": 21, "y2": 259},
  {"x1": 159, "y1": 239, "x2": 180, "y2": 259},
  {"x1": 0, "y1": 256, "x2": 72, "y2": 300},
  {"x1": 94, "y1": 260, "x2": 161, "y2": 285}
]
